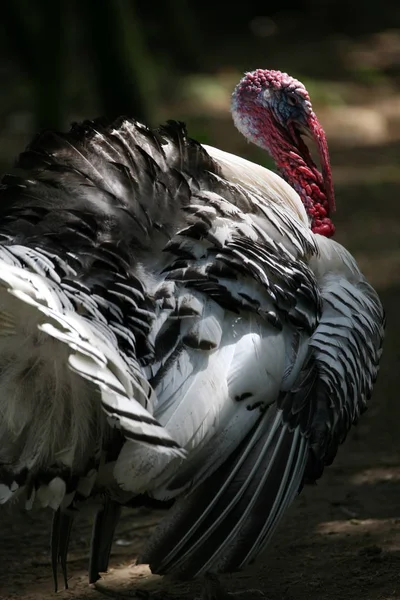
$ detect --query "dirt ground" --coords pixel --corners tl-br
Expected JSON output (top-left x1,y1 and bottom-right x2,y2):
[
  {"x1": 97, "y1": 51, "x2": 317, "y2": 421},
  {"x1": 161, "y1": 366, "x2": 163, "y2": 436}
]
[{"x1": 1, "y1": 68, "x2": 400, "y2": 600}]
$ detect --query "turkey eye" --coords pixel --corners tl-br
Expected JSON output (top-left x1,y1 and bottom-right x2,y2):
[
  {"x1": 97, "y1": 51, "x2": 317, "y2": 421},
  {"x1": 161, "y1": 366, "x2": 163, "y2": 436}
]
[{"x1": 287, "y1": 94, "x2": 298, "y2": 106}]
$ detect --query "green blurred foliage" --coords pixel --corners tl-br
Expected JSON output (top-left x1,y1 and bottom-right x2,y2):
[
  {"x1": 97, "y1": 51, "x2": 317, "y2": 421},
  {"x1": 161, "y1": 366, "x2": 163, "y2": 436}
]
[{"x1": 0, "y1": 0, "x2": 398, "y2": 131}]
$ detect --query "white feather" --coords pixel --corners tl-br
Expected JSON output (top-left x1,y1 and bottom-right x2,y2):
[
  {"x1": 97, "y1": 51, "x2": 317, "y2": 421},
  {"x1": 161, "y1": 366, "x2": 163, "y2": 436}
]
[
  {"x1": 114, "y1": 308, "x2": 287, "y2": 496},
  {"x1": 203, "y1": 144, "x2": 310, "y2": 227},
  {"x1": 0, "y1": 483, "x2": 14, "y2": 504},
  {"x1": 0, "y1": 254, "x2": 184, "y2": 511}
]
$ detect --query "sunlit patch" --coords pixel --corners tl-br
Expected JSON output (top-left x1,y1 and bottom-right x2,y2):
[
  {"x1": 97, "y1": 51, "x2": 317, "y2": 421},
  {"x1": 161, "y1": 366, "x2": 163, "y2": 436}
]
[
  {"x1": 350, "y1": 466, "x2": 400, "y2": 486},
  {"x1": 317, "y1": 517, "x2": 400, "y2": 545}
]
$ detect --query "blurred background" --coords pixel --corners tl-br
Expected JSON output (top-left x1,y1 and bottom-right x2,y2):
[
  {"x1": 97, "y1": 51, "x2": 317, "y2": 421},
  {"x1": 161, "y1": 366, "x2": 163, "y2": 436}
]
[
  {"x1": 1, "y1": 0, "x2": 400, "y2": 166},
  {"x1": 1, "y1": 2, "x2": 400, "y2": 599}
]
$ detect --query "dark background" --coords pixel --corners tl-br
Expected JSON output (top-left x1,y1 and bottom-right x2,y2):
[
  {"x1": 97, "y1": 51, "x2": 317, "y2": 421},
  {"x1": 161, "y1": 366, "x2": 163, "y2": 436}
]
[
  {"x1": 1, "y1": 2, "x2": 400, "y2": 599},
  {"x1": 1, "y1": 0, "x2": 400, "y2": 152}
]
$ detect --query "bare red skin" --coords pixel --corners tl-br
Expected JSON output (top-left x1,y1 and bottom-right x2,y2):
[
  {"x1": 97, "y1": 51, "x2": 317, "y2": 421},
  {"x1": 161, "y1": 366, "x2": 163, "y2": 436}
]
[{"x1": 232, "y1": 69, "x2": 336, "y2": 238}]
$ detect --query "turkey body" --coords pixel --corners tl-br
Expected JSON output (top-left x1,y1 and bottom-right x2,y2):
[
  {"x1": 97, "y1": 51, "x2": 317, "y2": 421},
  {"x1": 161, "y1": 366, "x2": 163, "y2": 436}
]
[{"x1": 0, "y1": 118, "x2": 384, "y2": 585}]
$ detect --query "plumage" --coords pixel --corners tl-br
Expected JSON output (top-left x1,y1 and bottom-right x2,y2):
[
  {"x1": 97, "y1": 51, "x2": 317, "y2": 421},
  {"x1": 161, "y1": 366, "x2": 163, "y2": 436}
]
[{"x1": 0, "y1": 69, "x2": 384, "y2": 597}]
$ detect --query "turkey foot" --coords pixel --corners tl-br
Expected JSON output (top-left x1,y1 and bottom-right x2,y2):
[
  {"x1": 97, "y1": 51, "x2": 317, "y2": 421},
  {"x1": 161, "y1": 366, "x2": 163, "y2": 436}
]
[{"x1": 199, "y1": 573, "x2": 265, "y2": 600}]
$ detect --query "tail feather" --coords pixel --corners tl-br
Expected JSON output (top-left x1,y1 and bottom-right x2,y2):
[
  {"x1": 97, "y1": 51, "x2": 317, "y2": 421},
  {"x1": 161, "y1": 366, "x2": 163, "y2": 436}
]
[
  {"x1": 41, "y1": 310, "x2": 183, "y2": 453},
  {"x1": 0, "y1": 253, "x2": 184, "y2": 507},
  {"x1": 51, "y1": 509, "x2": 74, "y2": 591},
  {"x1": 2, "y1": 262, "x2": 183, "y2": 453},
  {"x1": 139, "y1": 407, "x2": 308, "y2": 578},
  {"x1": 89, "y1": 500, "x2": 122, "y2": 584}
]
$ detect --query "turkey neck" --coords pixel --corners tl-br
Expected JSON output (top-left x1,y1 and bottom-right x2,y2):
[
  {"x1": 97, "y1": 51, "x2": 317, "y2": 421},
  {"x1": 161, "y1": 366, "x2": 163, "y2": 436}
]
[{"x1": 264, "y1": 122, "x2": 335, "y2": 238}]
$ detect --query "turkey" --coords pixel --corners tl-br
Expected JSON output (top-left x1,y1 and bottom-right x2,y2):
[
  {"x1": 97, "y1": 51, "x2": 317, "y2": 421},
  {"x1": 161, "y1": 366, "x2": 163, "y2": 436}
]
[{"x1": 0, "y1": 69, "x2": 384, "y2": 598}]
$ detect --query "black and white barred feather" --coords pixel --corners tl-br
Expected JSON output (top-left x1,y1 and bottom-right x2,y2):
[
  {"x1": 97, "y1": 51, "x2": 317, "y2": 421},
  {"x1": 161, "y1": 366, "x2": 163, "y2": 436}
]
[{"x1": 0, "y1": 118, "x2": 384, "y2": 586}]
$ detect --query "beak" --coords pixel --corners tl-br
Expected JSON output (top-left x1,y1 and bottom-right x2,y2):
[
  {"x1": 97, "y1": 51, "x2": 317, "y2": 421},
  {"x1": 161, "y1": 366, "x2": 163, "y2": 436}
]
[
  {"x1": 305, "y1": 113, "x2": 335, "y2": 214},
  {"x1": 287, "y1": 113, "x2": 336, "y2": 215}
]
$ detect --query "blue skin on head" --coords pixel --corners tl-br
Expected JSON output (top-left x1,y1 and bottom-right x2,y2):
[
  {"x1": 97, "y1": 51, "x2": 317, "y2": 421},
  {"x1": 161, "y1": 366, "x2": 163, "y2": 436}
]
[{"x1": 273, "y1": 91, "x2": 309, "y2": 126}]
